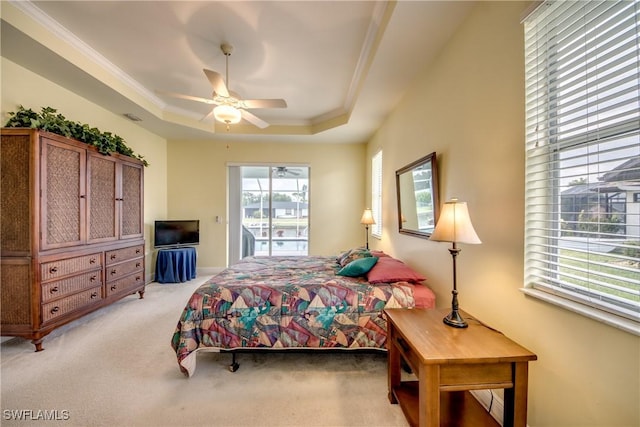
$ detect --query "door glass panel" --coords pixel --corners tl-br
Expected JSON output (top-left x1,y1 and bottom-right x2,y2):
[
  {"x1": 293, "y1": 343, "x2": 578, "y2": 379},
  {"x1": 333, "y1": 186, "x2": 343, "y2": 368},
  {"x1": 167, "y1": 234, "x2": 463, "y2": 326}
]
[{"x1": 241, "y1": 166, "x2": 308, "y2": 256}]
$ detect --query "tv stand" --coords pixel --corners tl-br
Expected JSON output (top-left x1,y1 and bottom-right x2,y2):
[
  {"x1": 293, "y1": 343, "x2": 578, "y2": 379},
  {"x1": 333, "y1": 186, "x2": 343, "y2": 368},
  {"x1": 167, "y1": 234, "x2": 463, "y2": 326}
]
[{"x1": 156, "y1": 247, "x2": 197, "y2": 283}]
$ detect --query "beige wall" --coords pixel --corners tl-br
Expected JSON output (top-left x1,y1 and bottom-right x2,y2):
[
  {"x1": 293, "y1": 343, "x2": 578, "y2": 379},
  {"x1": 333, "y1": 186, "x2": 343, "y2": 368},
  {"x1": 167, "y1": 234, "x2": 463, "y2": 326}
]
[
  {"x1": 1, "y1": 58, "x2": 169, "y2": 280},
  {"x1": 167, "y1": 139, "x2": 365, "y2": 268},
  {"x1": 367, "y1": 3, "x2": 639, "y2": 426}
]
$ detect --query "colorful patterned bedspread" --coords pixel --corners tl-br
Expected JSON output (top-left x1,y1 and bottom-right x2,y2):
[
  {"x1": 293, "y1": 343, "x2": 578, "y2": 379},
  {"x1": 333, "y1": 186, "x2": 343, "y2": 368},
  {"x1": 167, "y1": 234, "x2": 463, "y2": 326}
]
[{"x1": 171, "y1": 256, "x2": 435, "y2": 377}]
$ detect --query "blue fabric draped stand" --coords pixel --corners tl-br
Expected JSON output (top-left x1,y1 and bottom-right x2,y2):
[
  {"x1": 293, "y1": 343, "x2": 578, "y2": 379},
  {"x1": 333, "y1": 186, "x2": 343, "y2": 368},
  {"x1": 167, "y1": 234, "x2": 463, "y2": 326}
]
[{"x1": 156, "y1": 247, "x2": 197, "y2": 283}]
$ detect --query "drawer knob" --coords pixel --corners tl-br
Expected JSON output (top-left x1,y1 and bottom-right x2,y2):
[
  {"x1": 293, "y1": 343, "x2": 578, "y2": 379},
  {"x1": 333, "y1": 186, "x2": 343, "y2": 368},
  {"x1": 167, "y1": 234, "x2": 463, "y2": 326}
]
[
  {"x1": 135, "y1": 276, "x2": 141, "y2": 281},
  {"x1": 90, "y1": 292, "x2": 98, "y2": 299},
  {"x1": 49, "y1": 266, "x2": 58, "y2": 273},
  {"x1": 51, "y1": 306, "x2": 59, "y2": 314},
  {"x1": 136, "y1": 262, "x2": 141, "y2": 268},
  {"x1": 135, "y1": 249, "x2": 141, "y2": 254},
  {"x1": 50, "y1": 286, "x2": 59, "y2": 294},
  {"x1": 111, "y1": 285, "x2": 117, "y2": 291},
  {"x1": 89, "y1": 258, "x2": 96, "y2": 264},
  {"x1": 90, "y1": 276, "x2": 97, "y2": 282},
  {"x1": 110, "y1": 254, "x2": 117, "y2": 260},
  {"x1": 111, "y1": 269, "x2": 117, "y2": 275}
]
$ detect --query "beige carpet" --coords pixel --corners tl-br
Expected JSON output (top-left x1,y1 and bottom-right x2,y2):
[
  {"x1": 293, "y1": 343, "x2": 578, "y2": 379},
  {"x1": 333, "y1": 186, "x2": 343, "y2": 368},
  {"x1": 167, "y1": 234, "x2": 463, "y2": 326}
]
[{"x1": 1, "y1": 276, "x2": 409, "y2": 427}]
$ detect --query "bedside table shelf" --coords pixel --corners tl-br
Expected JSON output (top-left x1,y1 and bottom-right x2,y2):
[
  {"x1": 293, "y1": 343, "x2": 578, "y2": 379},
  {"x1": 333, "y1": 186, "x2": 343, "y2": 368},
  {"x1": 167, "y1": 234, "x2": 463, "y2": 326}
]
[
  {"x1": 393, "y1": 382, "x2": 499, "y2": 427},
  {"x1": 385, "y1": 308, "x2": 536, "y2": 427}
]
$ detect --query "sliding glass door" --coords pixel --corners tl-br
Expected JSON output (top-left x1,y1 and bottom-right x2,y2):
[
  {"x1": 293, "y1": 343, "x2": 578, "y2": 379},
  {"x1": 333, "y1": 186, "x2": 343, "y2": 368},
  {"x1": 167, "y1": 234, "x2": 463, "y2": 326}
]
[{"x1": 229, "y1": 165, "x2": 309, "y2": 264}]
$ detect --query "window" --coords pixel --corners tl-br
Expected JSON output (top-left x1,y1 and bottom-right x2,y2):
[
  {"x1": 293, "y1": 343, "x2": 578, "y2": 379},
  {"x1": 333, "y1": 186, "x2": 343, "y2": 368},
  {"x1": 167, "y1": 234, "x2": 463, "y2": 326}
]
[
  {"x1": 524, "y1": 0, "x2": 640, "y2": 333},
  {"x1": 371, "y1": 150, "x2": 383, "y2": 238}
]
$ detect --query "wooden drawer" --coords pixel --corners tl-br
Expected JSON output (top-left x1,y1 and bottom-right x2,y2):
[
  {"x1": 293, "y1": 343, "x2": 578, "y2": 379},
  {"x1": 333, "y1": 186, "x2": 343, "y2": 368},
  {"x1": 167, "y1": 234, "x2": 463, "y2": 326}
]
[
  {"x1": 40, "y1": 253, "x2": 102, "y2": 281},
  {"x1": 41, "y1": 270, "x2": 103, "y2": 303},
  {"x1": 106, "y1": 272, "x2": 144, "y2": 297},
  {"x1": 105, "y1": 245, "x2": 144, "y2": 265},
  {"x1": 106, "y1": 258, "x2": 143, "y2": 282},
  {"x1": 41, "y1": 286, "x2": 102, "y2": 323}
]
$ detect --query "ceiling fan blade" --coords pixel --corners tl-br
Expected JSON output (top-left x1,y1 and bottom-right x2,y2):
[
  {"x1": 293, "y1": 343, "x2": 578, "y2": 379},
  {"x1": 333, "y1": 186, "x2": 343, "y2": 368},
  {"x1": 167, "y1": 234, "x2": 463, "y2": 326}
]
[
  {"x1": 242, "y1": 99, "x2": 287, "y2": 109},
  {"x1": 156, "y1": 90, "x2": 216, "y2": 105},
  {"x1": 240, "y1": 109, "x2": 269, "y2": 129},
  {"x1": 200, "y1": 108, "x2": 215, "y2": 122},
  {"x1": 203, "y1": 69, "x2": 229, "y2": 97},
  {"x1": 277, "y1": 167, "x2": 301, "y2": 177}
]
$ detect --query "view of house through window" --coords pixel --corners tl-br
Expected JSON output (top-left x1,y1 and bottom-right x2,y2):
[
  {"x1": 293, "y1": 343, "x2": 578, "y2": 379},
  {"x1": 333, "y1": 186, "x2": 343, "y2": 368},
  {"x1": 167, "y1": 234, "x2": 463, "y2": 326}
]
[
  {"x1": 524, "y1": 0, "x2": 639, "y2": 328},
  {"x1": 241, "y1": 166, "x2": 309, "y2": 256}
]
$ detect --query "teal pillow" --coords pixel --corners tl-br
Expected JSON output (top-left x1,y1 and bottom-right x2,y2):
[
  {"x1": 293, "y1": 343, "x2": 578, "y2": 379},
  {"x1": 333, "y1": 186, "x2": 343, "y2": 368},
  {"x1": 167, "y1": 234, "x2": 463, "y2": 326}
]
[{"x1": 337, "y1": 256, "x2": 378, "y2": 277}]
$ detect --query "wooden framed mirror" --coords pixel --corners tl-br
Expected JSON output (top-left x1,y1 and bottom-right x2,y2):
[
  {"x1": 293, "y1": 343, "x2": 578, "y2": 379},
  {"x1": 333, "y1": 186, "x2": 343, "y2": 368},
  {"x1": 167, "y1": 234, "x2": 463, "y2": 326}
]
[{"x1": 395, "y1": 152, "x2": 440, "y2": 239}]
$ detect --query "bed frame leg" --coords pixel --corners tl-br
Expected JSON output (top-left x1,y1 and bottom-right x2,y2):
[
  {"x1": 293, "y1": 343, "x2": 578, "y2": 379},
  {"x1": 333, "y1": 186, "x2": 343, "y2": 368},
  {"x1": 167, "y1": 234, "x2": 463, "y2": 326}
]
[{"x1": 228, "y1": 352, "x2": 239, "y2": 372}]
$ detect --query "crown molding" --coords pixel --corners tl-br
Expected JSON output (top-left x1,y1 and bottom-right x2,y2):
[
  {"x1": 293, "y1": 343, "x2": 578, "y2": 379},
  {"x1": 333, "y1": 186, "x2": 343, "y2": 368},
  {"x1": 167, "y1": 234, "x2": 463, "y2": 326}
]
[
  {"x1": 343, "y1": 1, "x2": 395, "y2": 114},
  {"x1": 8, "y1": 0, "x2": 165, "y2": 109}
]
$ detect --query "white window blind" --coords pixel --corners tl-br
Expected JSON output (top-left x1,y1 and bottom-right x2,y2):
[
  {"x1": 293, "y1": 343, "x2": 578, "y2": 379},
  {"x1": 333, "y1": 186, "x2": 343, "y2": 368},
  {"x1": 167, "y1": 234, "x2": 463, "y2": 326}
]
[
  {"x1": 372, "y1": 151, "x2": 383, "y2": 237},
  {"x1": 524, "y1": 0, "x2": 640, "y2": 327}
]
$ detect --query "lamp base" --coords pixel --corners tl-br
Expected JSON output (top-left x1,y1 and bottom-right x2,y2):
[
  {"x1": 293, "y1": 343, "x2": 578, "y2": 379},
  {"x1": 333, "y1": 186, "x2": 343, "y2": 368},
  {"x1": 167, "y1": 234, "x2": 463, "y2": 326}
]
[{"x1": 443, "y1": 310, "x2": 468, "y2": 328}]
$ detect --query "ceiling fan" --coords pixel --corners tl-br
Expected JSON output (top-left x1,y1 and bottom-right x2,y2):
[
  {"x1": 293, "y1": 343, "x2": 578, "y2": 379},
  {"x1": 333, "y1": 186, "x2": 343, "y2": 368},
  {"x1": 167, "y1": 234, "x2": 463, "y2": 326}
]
[
  {"x1": 275, "y1": 166, "x2": 302, "y2": 177},
  {"x1": 157, "y1": 43, "x2": 287, "y2": 130}
]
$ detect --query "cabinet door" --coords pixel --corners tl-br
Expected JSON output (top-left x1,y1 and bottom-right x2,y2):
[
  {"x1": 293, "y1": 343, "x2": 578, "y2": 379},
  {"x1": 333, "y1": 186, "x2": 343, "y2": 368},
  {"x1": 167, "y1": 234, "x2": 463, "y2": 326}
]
[
  {"x1": 119, "y1": 161, "x2": 143, "y2": 239},
  {"x1": 1, "y1": 132, "x2": 32, "y2": 256},
  {"x1": 40, "y1": 137, "x2": 86, "y2": 250},
  {"x1": 87, "y1": 153, "x2": 118, "y2": 243}
]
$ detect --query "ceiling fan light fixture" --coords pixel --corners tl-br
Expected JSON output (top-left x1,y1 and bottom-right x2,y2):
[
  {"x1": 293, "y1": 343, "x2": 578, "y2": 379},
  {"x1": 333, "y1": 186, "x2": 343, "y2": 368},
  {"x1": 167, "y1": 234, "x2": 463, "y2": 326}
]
[
  {"x1": 214, "y1": 104, "x2": 242, "y2": 127},
  {"x1": 158, "y1": 43, "x2": 286, "y2": 131}
]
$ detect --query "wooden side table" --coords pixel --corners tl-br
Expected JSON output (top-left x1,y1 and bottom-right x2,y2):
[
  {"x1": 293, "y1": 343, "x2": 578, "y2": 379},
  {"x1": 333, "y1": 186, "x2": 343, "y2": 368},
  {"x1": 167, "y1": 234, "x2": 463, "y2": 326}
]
[{"x1": 385, "y1": 308, "x2": 537, "y2": 427}]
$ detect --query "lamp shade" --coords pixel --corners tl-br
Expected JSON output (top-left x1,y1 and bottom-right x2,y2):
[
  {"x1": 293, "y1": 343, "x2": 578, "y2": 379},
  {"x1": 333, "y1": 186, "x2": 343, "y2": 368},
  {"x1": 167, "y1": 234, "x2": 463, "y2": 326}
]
[
  {"x1": 214, "y1": 105, "x2": 242, "y2": 124},
  {"x1": 360, "y1": 209, "x2": 375, "y2": 225},
  {"x1": 430, "y1": 199, "x2": 481, "y2": 244}
]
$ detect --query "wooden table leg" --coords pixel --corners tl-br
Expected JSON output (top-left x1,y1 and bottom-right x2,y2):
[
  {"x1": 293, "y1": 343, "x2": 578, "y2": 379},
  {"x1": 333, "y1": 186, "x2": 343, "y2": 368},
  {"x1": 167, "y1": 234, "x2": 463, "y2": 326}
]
[
  {"x1": 504, "y1": 362, "x2": 529, "y2": 427},
  {"x1": 419, "y1": 364, "x2": 440, "y2": 427},
  {"x1": 387, "y1": 324, "x2": 400, "y2": 404}
]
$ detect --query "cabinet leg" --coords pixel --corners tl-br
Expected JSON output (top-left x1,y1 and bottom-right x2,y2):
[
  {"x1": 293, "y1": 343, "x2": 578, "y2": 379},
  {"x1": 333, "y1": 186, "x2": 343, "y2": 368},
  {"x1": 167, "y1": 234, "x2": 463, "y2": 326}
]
[
  {"x1": 32, "y1": 339, "x2": 44, "y2": 352},
  {"x1": 138, "y1": 289, "x2": 145, "y2": 299}
]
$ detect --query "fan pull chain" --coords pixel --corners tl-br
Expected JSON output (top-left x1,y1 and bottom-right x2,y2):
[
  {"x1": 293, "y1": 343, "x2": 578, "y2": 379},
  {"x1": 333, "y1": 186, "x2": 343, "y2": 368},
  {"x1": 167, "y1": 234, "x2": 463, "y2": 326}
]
[{"x1": 225, "y1": 53, "x2": 230, "y2": 88}]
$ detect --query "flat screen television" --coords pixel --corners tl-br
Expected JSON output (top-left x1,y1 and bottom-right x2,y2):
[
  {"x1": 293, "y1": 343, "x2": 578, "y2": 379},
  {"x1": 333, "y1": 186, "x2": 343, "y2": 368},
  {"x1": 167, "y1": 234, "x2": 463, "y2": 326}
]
[{"x1": 154, "y1": 220, "x2": 200, "y2": 248}]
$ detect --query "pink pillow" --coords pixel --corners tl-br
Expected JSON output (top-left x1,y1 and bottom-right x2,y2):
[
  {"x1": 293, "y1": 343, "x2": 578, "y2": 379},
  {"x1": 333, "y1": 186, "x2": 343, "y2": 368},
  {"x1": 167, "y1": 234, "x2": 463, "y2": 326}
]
[
  {"x1": 366, "y1": 256, "x2": 426, "y2": 284},
  {"x1": 370, "y1": 250, "x2": 390, "y2": 258}
]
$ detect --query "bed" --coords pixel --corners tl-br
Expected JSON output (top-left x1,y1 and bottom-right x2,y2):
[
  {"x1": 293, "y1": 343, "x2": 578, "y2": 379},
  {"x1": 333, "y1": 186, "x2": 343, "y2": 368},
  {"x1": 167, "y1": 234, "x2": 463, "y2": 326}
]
[{"x1": 171, "y1": 248, "x2": 436, "y2": 377}]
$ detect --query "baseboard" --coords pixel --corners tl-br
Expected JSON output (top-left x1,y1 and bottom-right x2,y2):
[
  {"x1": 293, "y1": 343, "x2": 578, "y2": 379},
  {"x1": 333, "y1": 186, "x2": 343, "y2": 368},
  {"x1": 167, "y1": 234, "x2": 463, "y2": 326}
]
[
  {"x1": 148, "y1": 267, "x2": 223, "y2": 283},
  {"x1": 470, "y1": 389, "x2": 504, "y2": 426},
  {"x1": 197, "y1": 267, "x2": 224, "y2": 276}
]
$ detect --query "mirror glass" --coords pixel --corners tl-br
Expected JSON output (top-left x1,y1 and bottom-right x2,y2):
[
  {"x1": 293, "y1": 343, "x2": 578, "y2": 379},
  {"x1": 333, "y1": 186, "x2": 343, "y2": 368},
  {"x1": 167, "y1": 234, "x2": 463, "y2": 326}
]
[{"x1": 396, "y1": 152, "x2": 440, "y2": 238}]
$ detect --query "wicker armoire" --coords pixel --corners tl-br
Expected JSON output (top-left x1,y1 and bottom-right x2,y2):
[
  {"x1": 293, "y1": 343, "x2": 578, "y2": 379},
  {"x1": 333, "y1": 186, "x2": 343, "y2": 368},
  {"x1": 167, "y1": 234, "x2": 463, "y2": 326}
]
[{"x1": 1, "y1": 128, "x2": 145, "y2": 351}]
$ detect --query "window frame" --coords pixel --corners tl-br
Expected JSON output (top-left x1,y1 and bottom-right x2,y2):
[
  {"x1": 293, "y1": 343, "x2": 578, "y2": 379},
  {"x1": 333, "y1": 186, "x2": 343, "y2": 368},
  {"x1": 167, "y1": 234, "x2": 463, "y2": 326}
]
[{"x1": 371, "y1": 150, "x2": 383, "y2": 238}]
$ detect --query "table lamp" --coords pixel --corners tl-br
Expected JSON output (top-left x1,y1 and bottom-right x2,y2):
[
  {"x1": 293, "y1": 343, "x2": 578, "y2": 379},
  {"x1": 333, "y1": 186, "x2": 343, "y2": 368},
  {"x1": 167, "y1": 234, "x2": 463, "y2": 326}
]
[
  {"x1": 360, "y1": 209, "x2": 375, "y2": 250},
  {"x1": 430, "y1": 198, "x2": 481, "y2": 328}
]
